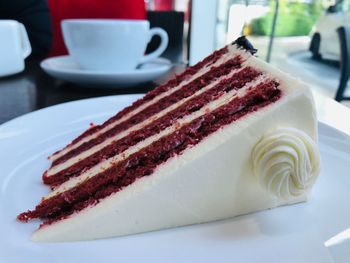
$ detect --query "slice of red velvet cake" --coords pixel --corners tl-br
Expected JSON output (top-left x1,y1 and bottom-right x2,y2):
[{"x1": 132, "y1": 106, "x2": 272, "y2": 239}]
[{"x1": 18, "y1": 37, "x2": 320, "y2": 242}]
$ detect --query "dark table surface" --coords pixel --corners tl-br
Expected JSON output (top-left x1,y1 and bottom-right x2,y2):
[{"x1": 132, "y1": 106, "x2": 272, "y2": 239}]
[{"x1": 0, "y1": 60, "x2": 183, "y2": 125}]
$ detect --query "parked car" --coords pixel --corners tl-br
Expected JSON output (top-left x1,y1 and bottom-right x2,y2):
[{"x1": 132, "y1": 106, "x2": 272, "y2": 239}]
[{"x1": 309, "y1": 0, "x2": 350, "y2": 61}]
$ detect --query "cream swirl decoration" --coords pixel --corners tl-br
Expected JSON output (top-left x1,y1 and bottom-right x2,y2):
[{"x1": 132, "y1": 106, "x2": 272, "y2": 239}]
[{"x1": 252, "y1": 128, "x2": 320, "y2": 199}]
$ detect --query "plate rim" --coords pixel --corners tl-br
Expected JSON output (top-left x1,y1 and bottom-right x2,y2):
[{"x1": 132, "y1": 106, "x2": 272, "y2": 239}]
[{"x1": 0, "y1": 94, "x2": 142, "y2": 131}]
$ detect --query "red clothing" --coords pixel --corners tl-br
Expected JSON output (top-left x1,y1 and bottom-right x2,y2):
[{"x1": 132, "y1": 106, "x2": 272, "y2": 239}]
[{"x1": 48, "y1": 0, "x2": 146, "y2": 56}]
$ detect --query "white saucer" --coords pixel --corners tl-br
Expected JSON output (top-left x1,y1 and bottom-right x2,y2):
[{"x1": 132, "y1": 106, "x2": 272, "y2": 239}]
[{"x1": 40, "y1": 56, "x2": 172, "y2": 87}]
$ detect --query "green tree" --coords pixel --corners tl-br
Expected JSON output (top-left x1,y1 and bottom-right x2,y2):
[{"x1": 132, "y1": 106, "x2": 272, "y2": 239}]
[{"x1": 251, "y1": 0, "x2": 323, "y2": 36}]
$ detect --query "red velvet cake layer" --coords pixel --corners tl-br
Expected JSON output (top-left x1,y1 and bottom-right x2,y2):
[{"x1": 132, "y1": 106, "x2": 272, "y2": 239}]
[
  {"x1": 43, "y1": 67, "x2": 261, "y2": 186},
  {"x1": 18, "y1": 80, "x2": 281, "y2": 223},
  {"x1": 49, "y1": 56, "x2": 243, "y2": 168},
  {"x1": 51, "y1": 47, "x2": 229, "y2": 157}
]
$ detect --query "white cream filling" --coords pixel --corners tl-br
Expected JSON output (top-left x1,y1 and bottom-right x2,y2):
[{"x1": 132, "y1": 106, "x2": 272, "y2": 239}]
[
  {"x1": 47, "y1": 62, "x2": 254, "y2": 176},
  {"x1": 49, "y1": 46, "x2": 245, "y2": 162},
  {"x1": 44, "y1": 75, "x2": 267, "y2": 199},
  {"x1": 252, "y1": 127, "x2": 320, "y2": 199}
]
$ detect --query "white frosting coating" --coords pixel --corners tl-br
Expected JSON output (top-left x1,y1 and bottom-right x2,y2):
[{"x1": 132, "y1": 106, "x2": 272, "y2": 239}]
[
  {"x1": 252, "y1": 128, "x2": 320, "y2": 199},
  {"x1": 31, "y1": 46, "x2": 319, "y2": 242}
]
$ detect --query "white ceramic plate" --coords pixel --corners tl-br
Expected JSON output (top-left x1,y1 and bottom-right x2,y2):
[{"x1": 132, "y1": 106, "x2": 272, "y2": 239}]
[
  {"x1": 0, "y1": 95, "x2": 349, "y2": 263},
  {"x1": 40, "y1": 56, "x2": 172, "y2": 87}
]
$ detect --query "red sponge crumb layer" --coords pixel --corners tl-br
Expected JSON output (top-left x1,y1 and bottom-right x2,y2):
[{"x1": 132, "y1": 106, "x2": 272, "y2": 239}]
[
  {"x1": 50, "y1": 46, "x2": 229, "y2": 158},
  {"x1": 50, "y1": 55, "x2": 242, "y2": 168},
  {"x1": 18, "y1": 80, "x2": 280, "y2": 224},
  {"x1": 43, "y1": 67, "x2": 261, "y2": 186}
]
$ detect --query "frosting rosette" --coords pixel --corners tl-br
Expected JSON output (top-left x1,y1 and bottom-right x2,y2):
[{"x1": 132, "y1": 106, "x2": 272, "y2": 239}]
[{"x1": 252, "y1": 128, "x2": 320, "y2": 199}]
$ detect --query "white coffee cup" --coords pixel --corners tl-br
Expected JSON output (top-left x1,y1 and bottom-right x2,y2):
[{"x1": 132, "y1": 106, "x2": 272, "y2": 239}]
[
  {"x1": 0, "y1": 20, "x2": 31, "y2": 77},
  {"x1": 61, "y1": 19, "x2": 169, "y2": 72}
]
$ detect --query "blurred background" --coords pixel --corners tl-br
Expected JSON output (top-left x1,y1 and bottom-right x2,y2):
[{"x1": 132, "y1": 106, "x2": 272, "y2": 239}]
[
  {"x1": 1, "y1": 0, "x2": 350, "y2": 124},
  {"x1": 213, "y1": 0, "x2": 350, "y2": 104}
]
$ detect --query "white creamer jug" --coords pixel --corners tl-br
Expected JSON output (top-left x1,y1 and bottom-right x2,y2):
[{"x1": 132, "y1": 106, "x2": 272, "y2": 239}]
[{"x1": 0, "y1": 20, "x2": 31, "y2": 77}]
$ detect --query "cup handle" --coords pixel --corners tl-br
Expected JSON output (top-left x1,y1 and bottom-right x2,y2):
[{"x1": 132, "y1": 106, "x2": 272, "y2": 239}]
[
  {"x1": 18, "y1": 23, "x2": 32, "y2": 59},
  {"x1": 139, "y1": 27, "x2": 168, "y2": 64}
]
